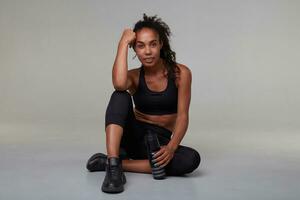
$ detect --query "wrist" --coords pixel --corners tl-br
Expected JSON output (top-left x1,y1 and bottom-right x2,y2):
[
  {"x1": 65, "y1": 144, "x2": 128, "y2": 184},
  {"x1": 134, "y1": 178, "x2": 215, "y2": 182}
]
[
  {"x1": 119, "y1": 40, "x2": 130, "y2": 47},
  {"x1": 167, "y1": 143, "x2": 178, "y2": 153}
]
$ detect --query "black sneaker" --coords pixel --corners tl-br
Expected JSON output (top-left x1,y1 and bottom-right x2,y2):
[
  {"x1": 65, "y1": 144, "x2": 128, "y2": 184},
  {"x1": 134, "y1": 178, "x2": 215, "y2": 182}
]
[
  {"x1": 86, "y1": 148, "x2": 128, "y2": 172},
  {"x1": 101, "y1": 157, "x2": 126, "y2": 193},
  {"x1": 86, "y1": 153, "x2": 107, "y2": 172}
]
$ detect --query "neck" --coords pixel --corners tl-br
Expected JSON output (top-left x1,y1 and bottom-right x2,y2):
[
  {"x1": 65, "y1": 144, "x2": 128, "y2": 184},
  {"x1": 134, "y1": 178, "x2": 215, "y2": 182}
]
[{"x1": 143, "y1": 59, "x2": 166, "y2": 76}]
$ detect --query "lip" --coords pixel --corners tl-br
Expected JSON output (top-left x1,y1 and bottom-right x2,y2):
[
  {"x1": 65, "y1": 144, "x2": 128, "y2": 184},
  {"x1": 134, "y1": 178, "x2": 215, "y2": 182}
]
[{"x1": 144, "y1": 57, "x2": 154, "y2": 62}]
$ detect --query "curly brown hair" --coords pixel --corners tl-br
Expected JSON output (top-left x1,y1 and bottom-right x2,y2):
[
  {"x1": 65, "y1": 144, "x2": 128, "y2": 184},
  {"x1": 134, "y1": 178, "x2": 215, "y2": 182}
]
[{"x1": 133, "y1": 13, "x2": 180, "y2": 80}]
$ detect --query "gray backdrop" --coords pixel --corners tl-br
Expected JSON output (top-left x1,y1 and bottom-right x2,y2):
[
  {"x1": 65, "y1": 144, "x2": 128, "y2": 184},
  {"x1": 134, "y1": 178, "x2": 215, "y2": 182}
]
[{"x1": 1, "y1": 0, "x2": 299, "y2": 199}]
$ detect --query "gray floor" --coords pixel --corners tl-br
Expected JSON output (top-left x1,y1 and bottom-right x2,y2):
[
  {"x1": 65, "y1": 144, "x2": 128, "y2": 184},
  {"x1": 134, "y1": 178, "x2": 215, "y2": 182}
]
[{"x1": 1, "y1": 122, "x2": 299, "y2": 200}]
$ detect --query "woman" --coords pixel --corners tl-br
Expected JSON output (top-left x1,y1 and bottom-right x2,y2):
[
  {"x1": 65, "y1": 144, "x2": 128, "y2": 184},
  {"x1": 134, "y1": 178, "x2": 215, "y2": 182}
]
[{"x1": 86, "y1": 14, "x2": 201, "y2": 193}]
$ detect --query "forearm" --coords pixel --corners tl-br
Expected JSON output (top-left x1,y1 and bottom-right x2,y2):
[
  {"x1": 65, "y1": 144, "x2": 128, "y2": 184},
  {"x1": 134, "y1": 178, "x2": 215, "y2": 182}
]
[
  {"x1": 112, "y1": 41, "x2": 129, "y2": 90},
  {"x1": 167, "y1": 115, "x2": 189, "y2": 152}
]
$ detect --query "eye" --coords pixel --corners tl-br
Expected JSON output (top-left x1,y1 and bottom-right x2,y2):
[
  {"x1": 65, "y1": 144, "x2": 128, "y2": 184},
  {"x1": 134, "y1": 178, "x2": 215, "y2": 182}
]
[
  {"x1": 137, "y1": 44, "x2": 144, "y2": 49},
  {"x1": 151, "y1": 43, "x2": 157, "y2": 47}
]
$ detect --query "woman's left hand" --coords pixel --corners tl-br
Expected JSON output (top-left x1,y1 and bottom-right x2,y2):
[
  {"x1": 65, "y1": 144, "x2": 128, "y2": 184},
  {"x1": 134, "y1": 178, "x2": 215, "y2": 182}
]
[{"x1": 153, "y1": 145, "x2": 175, "y2": 168}]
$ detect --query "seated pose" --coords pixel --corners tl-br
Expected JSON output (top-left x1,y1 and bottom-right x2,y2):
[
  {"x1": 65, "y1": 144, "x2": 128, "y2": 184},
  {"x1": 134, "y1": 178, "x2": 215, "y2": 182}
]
[{"x1": 86, "y1": 14, "x2": 201, "y2": 194}]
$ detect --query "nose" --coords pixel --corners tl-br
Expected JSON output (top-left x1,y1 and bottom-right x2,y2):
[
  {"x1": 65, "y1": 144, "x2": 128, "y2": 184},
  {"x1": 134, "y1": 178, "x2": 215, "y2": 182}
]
[{"x1": 145, "y1": 46, "x2": 151, "y2": 54}]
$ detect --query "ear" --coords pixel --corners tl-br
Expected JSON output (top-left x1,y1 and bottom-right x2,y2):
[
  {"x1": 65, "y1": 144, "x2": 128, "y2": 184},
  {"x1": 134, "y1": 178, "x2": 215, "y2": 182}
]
[{"x1": 160, "y1": 40, "x2": 163, "y2": 49}]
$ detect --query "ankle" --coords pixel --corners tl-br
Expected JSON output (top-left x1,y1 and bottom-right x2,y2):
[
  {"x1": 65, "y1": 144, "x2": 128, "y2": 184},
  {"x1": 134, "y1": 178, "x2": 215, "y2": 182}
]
[{"x1": 107, "y1": 155, "x2": 119, "y2": 159}]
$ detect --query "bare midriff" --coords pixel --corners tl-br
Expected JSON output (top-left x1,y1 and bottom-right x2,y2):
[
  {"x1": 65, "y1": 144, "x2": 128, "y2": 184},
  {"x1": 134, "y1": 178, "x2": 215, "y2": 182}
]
[{"x1": 133, "y1": 107, "x2": 177, "y2": 132}]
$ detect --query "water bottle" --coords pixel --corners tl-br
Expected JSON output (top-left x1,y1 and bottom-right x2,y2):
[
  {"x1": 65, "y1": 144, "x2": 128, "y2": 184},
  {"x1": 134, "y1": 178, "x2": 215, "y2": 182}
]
[{"x1": 144, "y1": 129, "x2": 166, "y2": 179}]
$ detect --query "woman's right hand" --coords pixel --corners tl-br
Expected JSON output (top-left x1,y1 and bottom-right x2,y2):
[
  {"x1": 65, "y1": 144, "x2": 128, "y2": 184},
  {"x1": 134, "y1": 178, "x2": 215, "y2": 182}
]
[{"x1": 120, "y1": 28, "x2": 136, "y2": 48}]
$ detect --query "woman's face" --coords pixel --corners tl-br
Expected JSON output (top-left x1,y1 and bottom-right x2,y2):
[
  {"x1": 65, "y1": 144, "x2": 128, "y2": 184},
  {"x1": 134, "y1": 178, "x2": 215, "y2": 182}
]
[{"x1": 134, "y1": 28, "x2": 163, "y2": 67}]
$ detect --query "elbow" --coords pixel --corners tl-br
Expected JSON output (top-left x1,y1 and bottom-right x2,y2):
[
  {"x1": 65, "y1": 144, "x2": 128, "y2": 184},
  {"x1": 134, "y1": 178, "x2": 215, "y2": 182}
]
[
  {"x1": 177, "y1": 113, "x2": 189, "y2": 119},
  {"x1": 112, "y1": 78, "x2": 127, "y2": 91},
  {"x1": 112, "y1": 76, "x2": 127, "y2": 91},
  {"x1": 113, "y1": 84, "x2": 127, "y2": 91},
  {"x1": 177, "y1": 113, "x2": 189, "y2": 123}
]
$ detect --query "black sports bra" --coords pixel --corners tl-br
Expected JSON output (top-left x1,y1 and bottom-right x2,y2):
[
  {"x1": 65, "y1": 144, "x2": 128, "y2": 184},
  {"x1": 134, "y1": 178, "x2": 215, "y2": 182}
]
[{"x1": 133, "y1": 65, "x2": 178, "y2": 115}]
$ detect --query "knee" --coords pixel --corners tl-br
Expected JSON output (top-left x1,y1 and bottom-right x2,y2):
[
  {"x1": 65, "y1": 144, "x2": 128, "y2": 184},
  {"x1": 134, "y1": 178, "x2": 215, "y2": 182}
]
[
  {"x1": 112, "y1": 89, "x2": 131, "y2": 96},
  {"x1": 110, "y1": 90, "x2": 131, "y2": 104},
  {"x1": 166, "y1": 147, "x2": 201, "y2": 176},
  {"x1": 177, "y1": 148, "x2": 201, "y2": 175},
  {"x1": 189, "y1": 149, "x2": 201, "y2": 173},
  {"x1": 105, "y1": 90, "x2": 133, "y2": 128},
  {"x1": 182, "y1": 148, "x2": 201, "y2": 174},
  {"x1": 107, "y1": 90, "x2": 132, "y2": 110}
]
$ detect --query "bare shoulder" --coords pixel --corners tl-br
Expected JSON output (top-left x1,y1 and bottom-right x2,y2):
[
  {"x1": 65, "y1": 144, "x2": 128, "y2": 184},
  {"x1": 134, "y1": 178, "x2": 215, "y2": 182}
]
[
  {"x1": 175, "y1": 63, "x2": 192, "y2": 87},
  {"x1": 176, "y1": 63, "x2": 192, "y2": 75}
]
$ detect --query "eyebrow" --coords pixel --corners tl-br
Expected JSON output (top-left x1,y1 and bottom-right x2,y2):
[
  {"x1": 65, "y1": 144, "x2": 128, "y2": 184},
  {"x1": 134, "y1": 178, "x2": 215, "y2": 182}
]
[{"x1": 136, "y1": 40, "x2": 158, "y2": 44}]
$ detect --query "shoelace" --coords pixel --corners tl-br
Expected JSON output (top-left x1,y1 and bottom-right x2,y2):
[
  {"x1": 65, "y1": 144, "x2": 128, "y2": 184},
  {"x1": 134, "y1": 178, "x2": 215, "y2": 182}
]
[{"x1": 109, "y1": 165, "x2": 121, "y2": 180}]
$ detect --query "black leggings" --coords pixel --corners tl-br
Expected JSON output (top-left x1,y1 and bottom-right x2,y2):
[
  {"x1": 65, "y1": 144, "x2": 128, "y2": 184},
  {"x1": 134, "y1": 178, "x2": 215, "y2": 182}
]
[{"x1": 105, "y1": 90, "x2": 201, "y2": 176}]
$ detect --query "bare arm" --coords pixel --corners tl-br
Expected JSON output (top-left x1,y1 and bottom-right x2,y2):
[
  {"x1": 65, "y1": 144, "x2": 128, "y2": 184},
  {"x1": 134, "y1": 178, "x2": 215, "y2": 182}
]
[
  {"x1": 153, "y1": 65, "x2": 192, "y2": 168},
  {"x1": 167, "y1": 65, "x2": 192, "y2": 151},
  {"x1": 112, "y1": 29, "x2": 136, "y2": 91}
]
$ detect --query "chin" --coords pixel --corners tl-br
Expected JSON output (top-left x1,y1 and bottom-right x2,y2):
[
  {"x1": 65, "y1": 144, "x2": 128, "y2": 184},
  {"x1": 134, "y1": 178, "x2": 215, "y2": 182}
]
[
  {"x1": 142, "y1": 63, "x2": 154, "y2": 67},
  {"x1": 142, "y1": 60, "x2": 159, "y2": 67}
]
